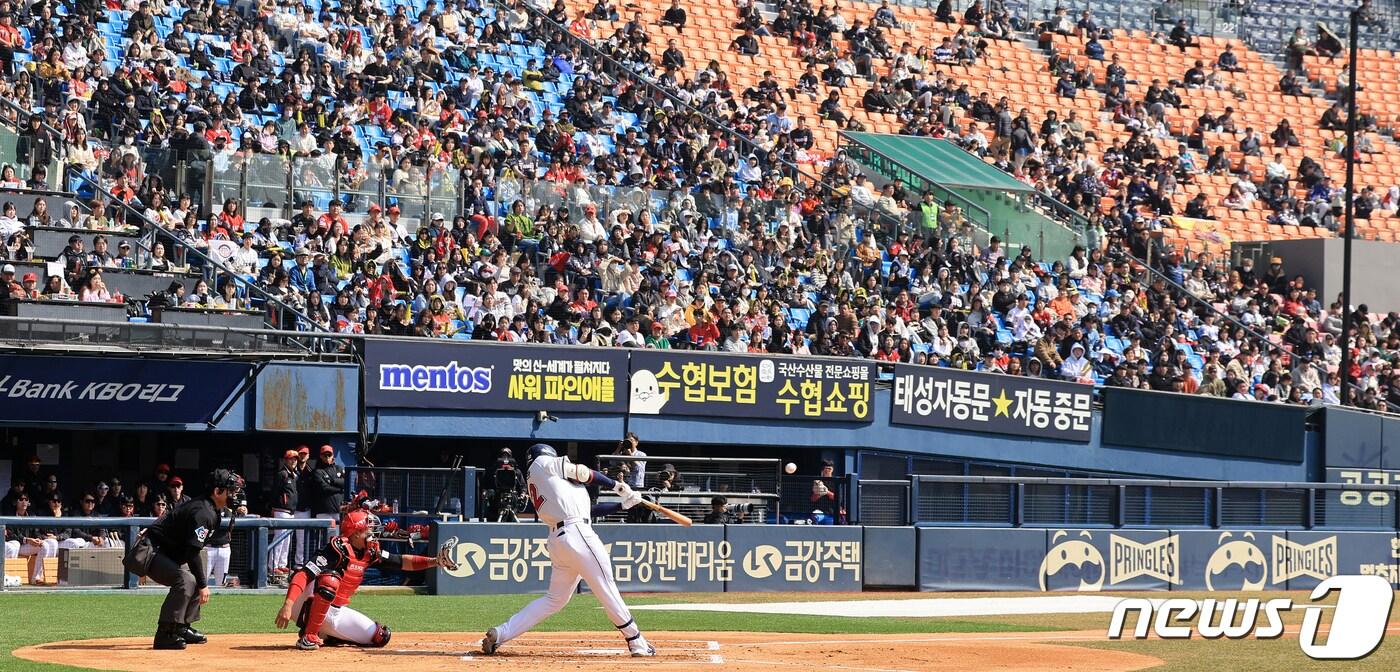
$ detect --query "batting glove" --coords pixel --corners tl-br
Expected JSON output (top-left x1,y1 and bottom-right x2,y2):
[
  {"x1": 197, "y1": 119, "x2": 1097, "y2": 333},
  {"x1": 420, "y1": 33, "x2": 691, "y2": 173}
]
[{"x1": 615, "y1": 482, "x2": 643, "y2": 509}]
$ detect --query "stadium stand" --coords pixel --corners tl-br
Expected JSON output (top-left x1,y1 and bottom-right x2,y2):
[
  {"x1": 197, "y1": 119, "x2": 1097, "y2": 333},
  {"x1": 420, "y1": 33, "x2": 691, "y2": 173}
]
[{"x1": 0, "y1": 0, "x2": 1394, "y2": 410}]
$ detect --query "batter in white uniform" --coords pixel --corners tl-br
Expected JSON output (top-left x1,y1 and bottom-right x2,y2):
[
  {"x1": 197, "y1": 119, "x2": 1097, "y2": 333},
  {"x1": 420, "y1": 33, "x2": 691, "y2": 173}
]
[{"x1": 481, "y1": 443, "x2": 654, "y2": 657}]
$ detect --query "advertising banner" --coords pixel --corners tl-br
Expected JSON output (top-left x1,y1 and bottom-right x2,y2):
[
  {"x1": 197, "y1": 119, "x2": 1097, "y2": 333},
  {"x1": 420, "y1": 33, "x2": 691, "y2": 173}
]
[
  {"x1": 591, "y1": 524, "x2": 730, "y2": 593},
  {"x1": 628, "y1": 351, "x2": 875, "y2": 422},
  {"x1": 364, "y1": 341, "x2": 628, "y2": 413},
  {"x1": 1174, "y1": 529, "x2": 1286, "y2": 591},
  {"x1": 0, "y1": 355, "x2": 251, "y2": 425},
  {"x1": 918, "y1": 527, "x2": 1046, "y2": 591},
  {"x1": 725, "y1": 525, "x2": 863, "y2": 591},
  {"x1": 433, "y1": 523, "x2": 553, "y2": 595},
  {"x1": 891, "y1": 364, "x2": 1092, "y2": 441},
  {"x1": 433, "y1": 523, "x2": 730, "y2": 595},
  {"x1": 1277, "y1": 530, "x2": 1393, "y2": 591}
]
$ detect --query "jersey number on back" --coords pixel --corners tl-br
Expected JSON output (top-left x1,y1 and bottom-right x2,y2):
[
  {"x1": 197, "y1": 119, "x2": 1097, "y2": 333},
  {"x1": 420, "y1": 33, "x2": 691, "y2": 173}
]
[{"x1": 528, "y1": 483, "x2": 545, "y2": 510}]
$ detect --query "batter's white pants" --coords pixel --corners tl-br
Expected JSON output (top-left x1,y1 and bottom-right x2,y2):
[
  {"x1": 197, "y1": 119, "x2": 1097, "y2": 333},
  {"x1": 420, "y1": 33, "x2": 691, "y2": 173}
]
[
  {"x1": 5, "y1": 538, "x2": 58, "y2": 582},
  {"x1": 207, "y1": 545, "x2": 231, "y2": 586},
  {"x1": 494, "y1": 522, "x2": 642, "y2": 645},
  {"x1": 269, "y1": 509, "x2": 294, "y2": 571},
  {"x1": 290, "y1": 588, "x2": 380, "y2": 644},
  {"x1": 293, "y1": 510, "x2": 311, "y2": 565}
]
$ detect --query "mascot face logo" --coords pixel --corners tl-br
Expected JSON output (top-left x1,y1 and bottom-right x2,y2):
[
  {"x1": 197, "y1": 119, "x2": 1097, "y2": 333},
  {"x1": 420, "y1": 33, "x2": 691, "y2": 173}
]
[
  {"x1": 1040, "y1": 531, "x2": 1105, "y2": 592},
  {"x1": 742, "y1": 544, "x2": 783, "y2": 579},
  {"x1": 1206, "y1": 532, "x2": 1267, "y2": 591},
  {"x1": 628, "y1": 369, "x2": 668, "y2": 414},
  {"x1": 442, "y1": 539, "x2": 488, "y2": 578}
]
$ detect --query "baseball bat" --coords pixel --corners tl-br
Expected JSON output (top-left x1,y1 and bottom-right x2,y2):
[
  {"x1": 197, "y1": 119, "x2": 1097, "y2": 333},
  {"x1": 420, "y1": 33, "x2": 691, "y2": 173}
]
[{"x1": 641, "y1": 499, "x2": 692, "y2": 527}]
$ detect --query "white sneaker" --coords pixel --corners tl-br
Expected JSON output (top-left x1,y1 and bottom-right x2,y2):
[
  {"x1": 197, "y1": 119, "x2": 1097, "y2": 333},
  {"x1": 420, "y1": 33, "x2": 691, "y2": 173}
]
[
  {"x1": 628, "y1": 637, "x2": 656, "y2": 657},
  {"x1": 481, "y1": 627, "x2": 500, "y2": 655}
]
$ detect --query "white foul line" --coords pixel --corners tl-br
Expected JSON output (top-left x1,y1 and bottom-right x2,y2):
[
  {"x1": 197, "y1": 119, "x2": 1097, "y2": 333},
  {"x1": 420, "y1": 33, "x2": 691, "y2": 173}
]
[{"x1": 727, "y1": 657, "x2": 918, "y2": 672}]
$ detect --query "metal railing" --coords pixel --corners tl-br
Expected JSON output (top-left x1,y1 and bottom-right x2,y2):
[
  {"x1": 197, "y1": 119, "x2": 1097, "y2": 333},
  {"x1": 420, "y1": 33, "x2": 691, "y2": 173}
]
[
  {"x1": 0, "y1": 516, "x2": 332, "y2": 590},
  {"x1": 907, "y1": 474, "x2": 1400, "y2": 530},
  {"x1": 345, "y1": 466, "x2": 479, "y2": 519},
  {"x1": 0, "y1": 315, "x2": 348, "y2": 357},
  {"x1": 856, "y1": 479, "x2": 911, "y2": 526},
  {"x1": 0, "y1": 98, "x2": 330, "y2": 339}
]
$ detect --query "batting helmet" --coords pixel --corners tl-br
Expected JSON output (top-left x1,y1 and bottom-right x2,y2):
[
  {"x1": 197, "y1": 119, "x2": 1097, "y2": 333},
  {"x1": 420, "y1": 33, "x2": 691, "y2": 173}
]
[
  {"x1": 342, "y1": 509, "x2": 383, "y2": 538},
  {"x1": 526, "y1": 443, "x2": 557, "y2": 472}
]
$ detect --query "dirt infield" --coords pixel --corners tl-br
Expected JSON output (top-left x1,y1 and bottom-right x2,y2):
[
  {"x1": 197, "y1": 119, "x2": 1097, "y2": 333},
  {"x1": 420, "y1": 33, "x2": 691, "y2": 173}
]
[{"x1": 15, "y1": 630, "x2": 1162, "y2": 671}]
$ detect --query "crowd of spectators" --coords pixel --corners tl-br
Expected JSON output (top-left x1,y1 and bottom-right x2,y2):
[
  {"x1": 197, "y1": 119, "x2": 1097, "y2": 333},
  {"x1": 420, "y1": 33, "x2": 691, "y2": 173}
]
[
  {"x1": 0, "y1": 456, "x2": 188, "y2": 584},
  {"x1": 0, "y1": 0, "x2": 1393, "y2": 409}
]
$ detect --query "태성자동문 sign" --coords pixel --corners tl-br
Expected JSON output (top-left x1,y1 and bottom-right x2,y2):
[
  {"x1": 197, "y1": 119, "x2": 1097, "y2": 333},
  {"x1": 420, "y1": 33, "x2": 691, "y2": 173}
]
[
  {"x1": 890, "y1": 363, "x2": 1092, "y2": 441},
  {"x1": 0, "y1": 355, "x2": 252, "y2": 425},
  {"x1": 362, "y1": 340, "x2": 628, "y2": 412},
  {"x1": 627, "y1": 350, "x2": 875, "y2": 422}
]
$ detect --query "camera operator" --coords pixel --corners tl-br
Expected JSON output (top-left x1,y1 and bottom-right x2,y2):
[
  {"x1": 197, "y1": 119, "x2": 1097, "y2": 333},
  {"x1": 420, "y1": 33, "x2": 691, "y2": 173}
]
[
  {"x1": 487, "y1": 448, "x2": 525, "y2": 522},
  {"x1": 613, "y1": 433, "x2": 646, "y2": 488},
  {"x1": 703, "y1": 496, "x2": 746, "y2": 525},
  {"x1": 610, "y1": 466, "x2": 656, "y2": 524}
]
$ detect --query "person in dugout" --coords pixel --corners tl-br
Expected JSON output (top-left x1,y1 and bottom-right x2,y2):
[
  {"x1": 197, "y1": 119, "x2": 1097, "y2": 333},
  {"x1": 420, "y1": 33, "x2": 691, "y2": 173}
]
[{"x1": 272, "y1": 509, "x2": 447, "y2": 649}]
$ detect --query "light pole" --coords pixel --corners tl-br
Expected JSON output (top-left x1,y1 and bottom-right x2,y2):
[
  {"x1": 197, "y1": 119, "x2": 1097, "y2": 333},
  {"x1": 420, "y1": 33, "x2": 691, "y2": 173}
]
[{"x1": 1337, "y1": 8, "x2": 1360, "y2": 406}]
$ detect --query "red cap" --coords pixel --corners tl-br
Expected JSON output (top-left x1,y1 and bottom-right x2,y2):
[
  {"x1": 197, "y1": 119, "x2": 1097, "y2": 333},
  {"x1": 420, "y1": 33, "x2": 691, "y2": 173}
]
[
  {"x1": 387, "y1": 205, "x2": 401, "y2": 214},
  {"x1": 368, "y1": 203, "x2": 382, "y2": 212},
  {"x1": 320, "y1": 444, "x2": 335, "y2": 455},
  {"x1": 283, "y1": 449, "x2": 298, "y2": 459},
  {"x1": 156, "y1": 464, "x2": 171, "y2": 473},
  {"x1": 22, "y1": 272, "x2": 36, "y2": 282},
  {"x1": 169, "y1": 476, "x2": 183, "y2": 486},
  {"x1": 296, "y1": 445, "x2": 310, "y2": 455}
]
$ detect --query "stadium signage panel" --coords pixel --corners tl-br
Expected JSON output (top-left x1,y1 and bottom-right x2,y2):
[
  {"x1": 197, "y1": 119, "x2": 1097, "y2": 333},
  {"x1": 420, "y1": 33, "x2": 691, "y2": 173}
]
[
  {"x1": 890, "y1": 363, "x2": 1092, "y2": 442},
  {"x1": 362, "y1": 340, "x2": 628, "y2": 412},
  {"x1": 627, "y1": 350, "x2": 876, "y2": 422},
  {"x1": 0, "y1": 355, "x2": 252, "y2": 424}
]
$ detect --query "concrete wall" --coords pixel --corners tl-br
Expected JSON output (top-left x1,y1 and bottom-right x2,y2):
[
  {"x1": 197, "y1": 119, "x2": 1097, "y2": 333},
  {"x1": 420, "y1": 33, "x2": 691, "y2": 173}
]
[{"x1": 1236, "y1": 238, "x2": 1400, "y2": 312}]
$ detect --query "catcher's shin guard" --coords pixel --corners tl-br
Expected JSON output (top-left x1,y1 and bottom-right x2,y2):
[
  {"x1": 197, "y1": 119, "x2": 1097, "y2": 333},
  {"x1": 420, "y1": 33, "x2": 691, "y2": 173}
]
[
  {"x1": 369, "y1": 624, "x2": 391, "y2": 647},
  {"x1": 303, "y1": 574, "x2": 339, "y2": 640}
]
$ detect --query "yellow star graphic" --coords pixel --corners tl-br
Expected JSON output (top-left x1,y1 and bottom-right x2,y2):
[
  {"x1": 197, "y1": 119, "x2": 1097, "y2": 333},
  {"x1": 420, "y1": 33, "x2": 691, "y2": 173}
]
[{"x1": 992, "y1": 390, "x2": 1013, "y2": 417}]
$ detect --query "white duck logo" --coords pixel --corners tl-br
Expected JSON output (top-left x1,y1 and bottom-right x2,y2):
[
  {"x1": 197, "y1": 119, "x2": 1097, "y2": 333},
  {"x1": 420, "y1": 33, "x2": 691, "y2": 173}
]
[{"x1": 629, "y1": 369, "x2": 668, "y2": 414}]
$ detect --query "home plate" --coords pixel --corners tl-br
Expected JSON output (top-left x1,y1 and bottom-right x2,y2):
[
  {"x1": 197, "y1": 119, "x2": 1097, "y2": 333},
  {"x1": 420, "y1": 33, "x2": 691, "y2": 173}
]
[{"x1": 629, "y1": 595, "x2": 1148, "y2": 618}]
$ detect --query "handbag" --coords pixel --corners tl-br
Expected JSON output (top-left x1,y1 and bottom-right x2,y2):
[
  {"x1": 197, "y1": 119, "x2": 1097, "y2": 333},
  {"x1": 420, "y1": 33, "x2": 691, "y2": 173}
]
[{"x1": 122, "y1": 532, "x2": 155, "y2": 577}]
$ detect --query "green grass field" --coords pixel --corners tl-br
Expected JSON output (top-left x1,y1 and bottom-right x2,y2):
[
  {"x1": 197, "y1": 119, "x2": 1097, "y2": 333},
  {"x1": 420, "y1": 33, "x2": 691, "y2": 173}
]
[
  {"x1": 0, "y1": 590, "x2": 1034, "y2": 671},
  {"x1": 1, "y1": 589, "x2": 1395, "y2": 671}
]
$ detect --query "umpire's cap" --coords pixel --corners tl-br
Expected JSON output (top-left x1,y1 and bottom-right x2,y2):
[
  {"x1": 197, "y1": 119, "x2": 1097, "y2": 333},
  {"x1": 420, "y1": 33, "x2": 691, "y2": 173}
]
[{"x1": 526, "y1": 444, "x2": 557, "y2": 471}]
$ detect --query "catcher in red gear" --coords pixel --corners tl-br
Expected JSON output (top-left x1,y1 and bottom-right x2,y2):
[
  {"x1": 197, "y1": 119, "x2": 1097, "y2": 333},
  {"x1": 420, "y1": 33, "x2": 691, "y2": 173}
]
[{"x1": 272, "y1": 508, "x2": 454, "y2": 649}]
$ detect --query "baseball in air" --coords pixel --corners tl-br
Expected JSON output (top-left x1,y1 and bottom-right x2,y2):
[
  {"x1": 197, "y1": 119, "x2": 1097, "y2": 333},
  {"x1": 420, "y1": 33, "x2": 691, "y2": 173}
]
[{"x1": 784, "y1": 463, "x2": 797, "y2": 474}]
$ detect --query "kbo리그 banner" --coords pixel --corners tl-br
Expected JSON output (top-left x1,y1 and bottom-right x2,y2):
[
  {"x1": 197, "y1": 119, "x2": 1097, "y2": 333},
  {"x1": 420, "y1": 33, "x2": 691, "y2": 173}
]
[{"x1": 0, "y1": 355, "x2": 251, "y2": 425}]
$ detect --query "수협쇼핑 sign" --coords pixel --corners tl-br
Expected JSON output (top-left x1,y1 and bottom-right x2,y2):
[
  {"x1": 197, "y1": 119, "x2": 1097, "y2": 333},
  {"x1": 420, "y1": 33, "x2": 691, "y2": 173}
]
[{"x1": 627, "y1": 350, "x2": 875, "y2": 422}]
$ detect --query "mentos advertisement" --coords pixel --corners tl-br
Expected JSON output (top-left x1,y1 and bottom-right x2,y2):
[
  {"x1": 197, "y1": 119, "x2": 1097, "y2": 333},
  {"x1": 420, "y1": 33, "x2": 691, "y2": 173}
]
[{"x1": 362, "y1": 340, "x2": 628, "y2": 413}]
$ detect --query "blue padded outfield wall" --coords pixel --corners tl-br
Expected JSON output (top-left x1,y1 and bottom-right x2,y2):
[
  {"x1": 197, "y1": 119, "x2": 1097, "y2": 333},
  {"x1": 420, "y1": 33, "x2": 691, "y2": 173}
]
[{"x1": 429, "y1": 522, "x2": 1400, "y2": 594}]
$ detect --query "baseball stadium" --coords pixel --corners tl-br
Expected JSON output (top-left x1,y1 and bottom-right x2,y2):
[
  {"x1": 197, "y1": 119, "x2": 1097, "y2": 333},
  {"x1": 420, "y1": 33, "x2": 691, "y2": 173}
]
[{"x1": 6, "y1": 0, "x2": 1400, "y2": 668}]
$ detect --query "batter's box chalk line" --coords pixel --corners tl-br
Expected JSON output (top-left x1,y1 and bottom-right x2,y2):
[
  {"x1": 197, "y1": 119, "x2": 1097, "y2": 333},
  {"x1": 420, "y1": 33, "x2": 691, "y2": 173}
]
[{"x1": 453, "y1": 639, "x2": 724, "y2": 664}]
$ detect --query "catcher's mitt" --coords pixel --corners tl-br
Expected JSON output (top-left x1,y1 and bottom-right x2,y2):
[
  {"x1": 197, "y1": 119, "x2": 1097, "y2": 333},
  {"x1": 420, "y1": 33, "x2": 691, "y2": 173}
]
[{"x1": 437, "y1": 536, "x2": 460, "y2": 572}]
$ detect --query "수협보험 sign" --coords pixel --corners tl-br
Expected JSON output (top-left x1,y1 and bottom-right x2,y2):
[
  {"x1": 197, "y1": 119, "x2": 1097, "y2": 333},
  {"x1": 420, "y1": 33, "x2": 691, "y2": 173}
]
[
  {"x1": 890, "y1": 363, "x2": 1092, "y2": 441},
  {"x1": 627, "y1": 350, "x2": 875, "y2": 422},
  {"x1": 362, "y1": 340, "x2": 628, "y2": 412}
]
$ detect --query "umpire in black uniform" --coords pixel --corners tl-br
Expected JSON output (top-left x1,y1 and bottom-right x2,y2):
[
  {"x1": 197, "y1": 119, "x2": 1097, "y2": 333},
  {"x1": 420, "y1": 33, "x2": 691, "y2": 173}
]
[{"x1": 143, "y1": 468, "x2": 243, "y2": 650}]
